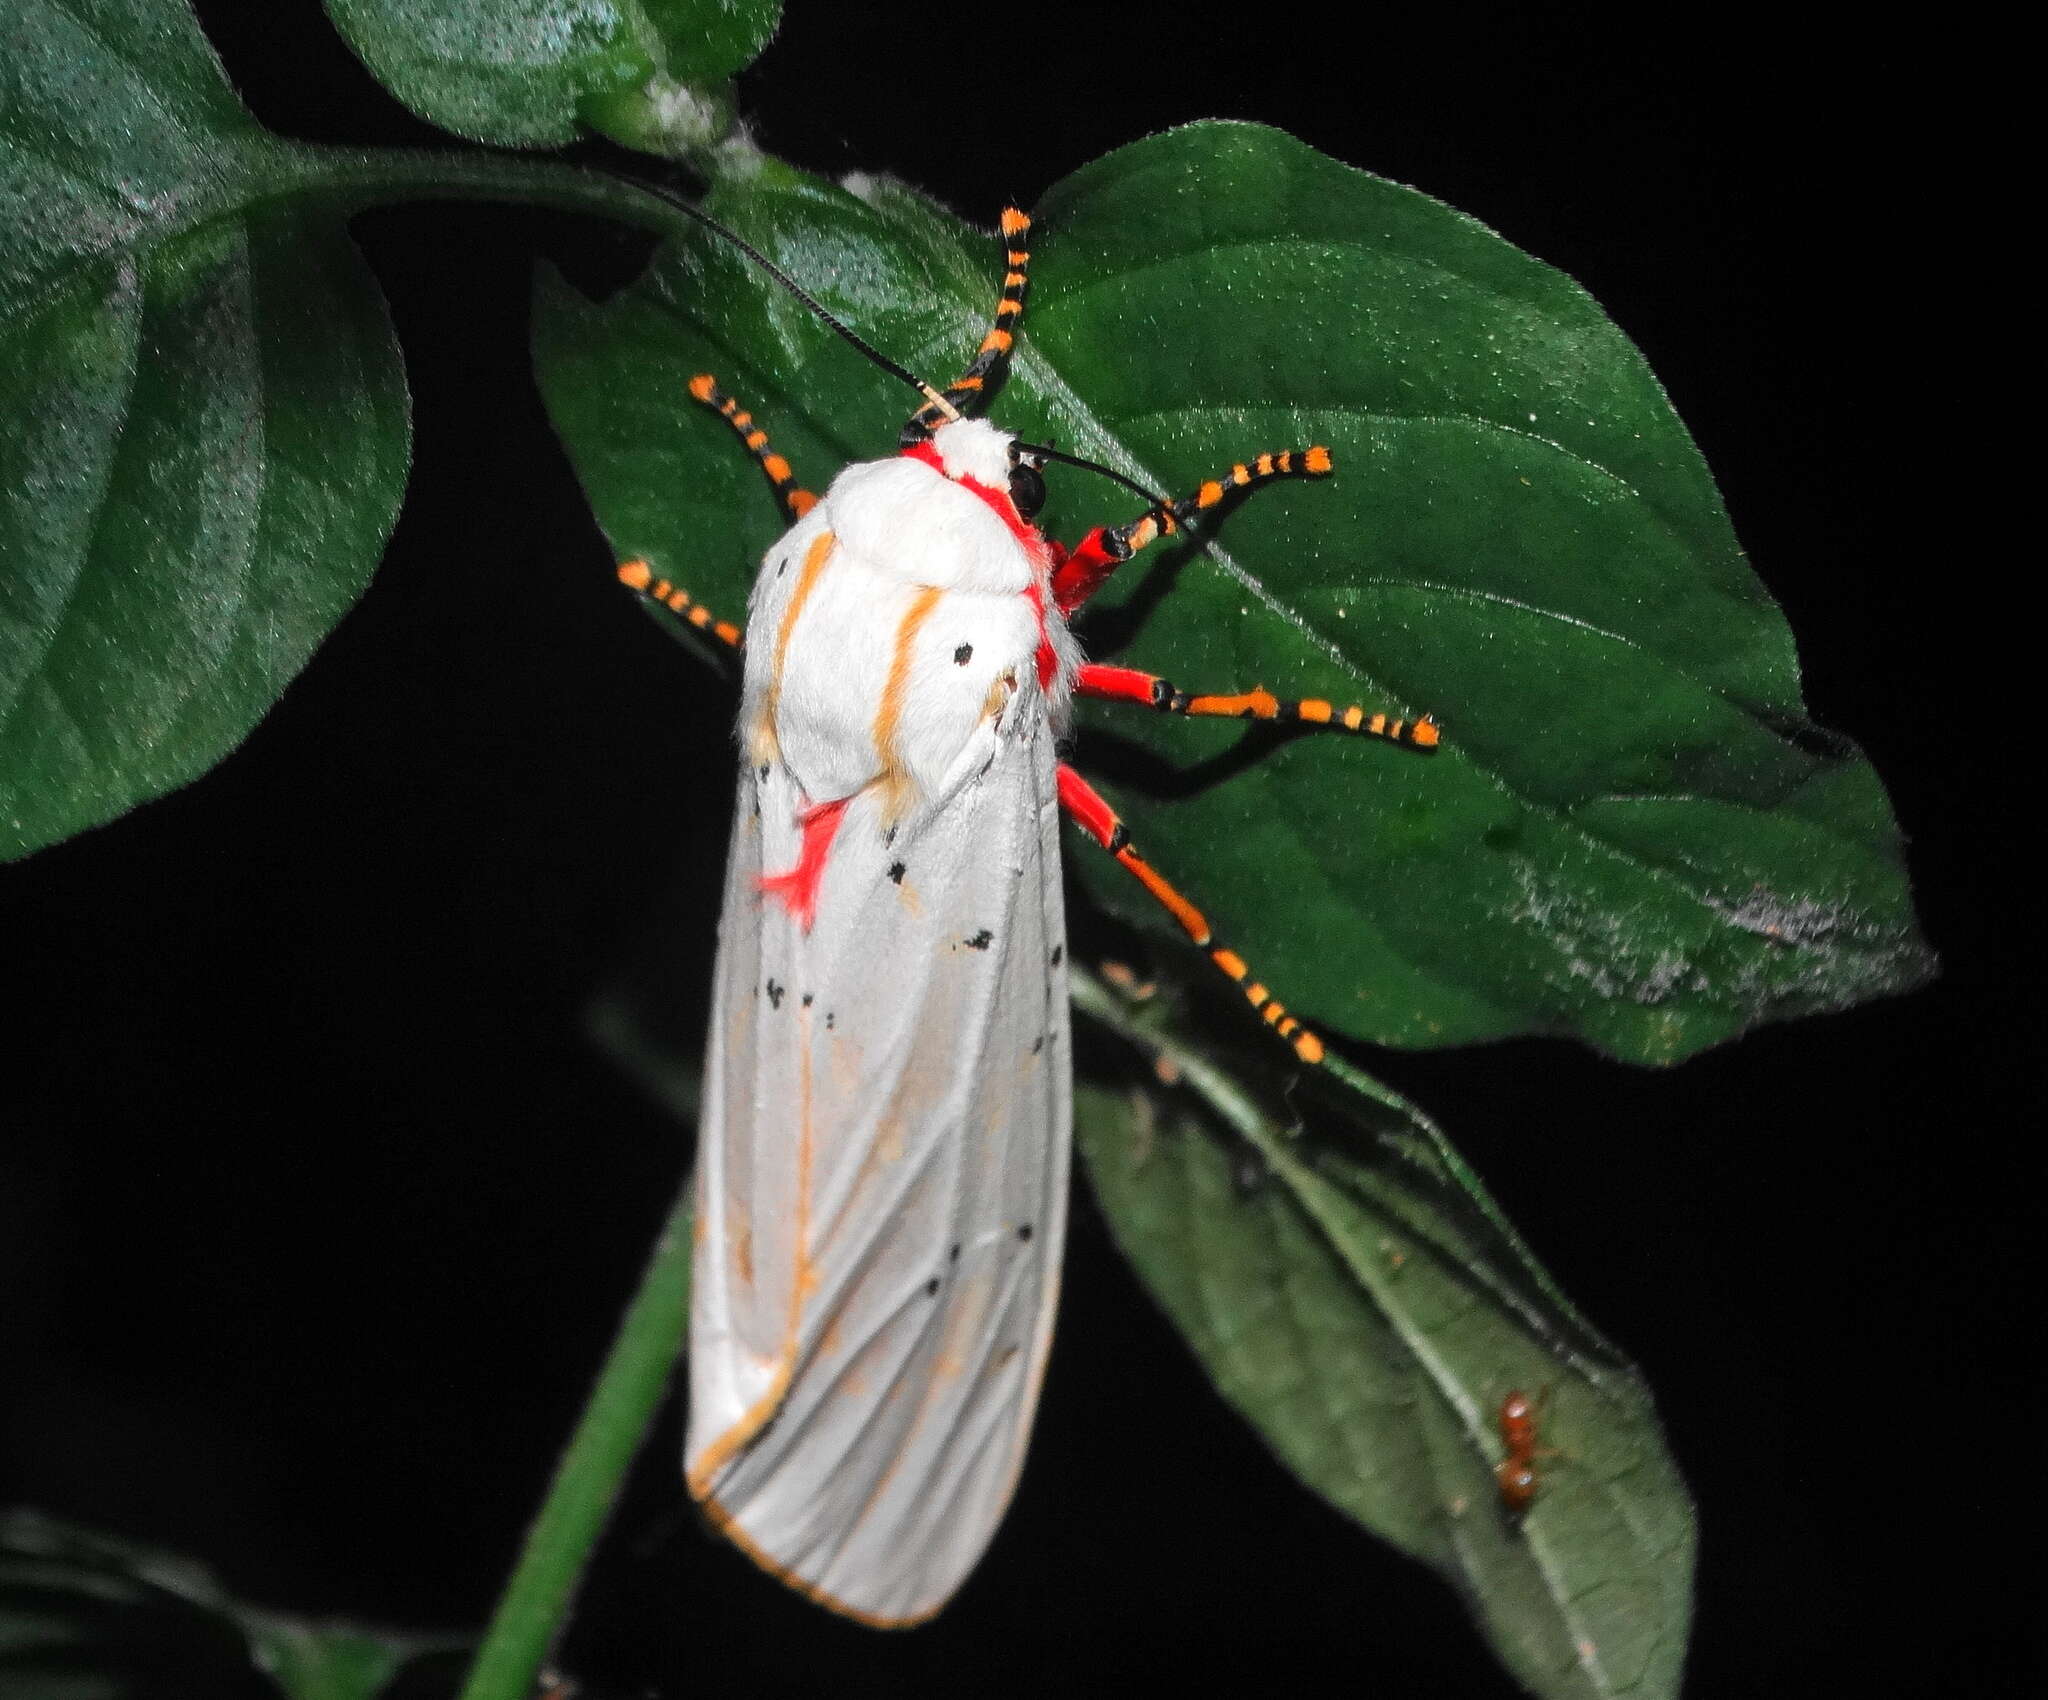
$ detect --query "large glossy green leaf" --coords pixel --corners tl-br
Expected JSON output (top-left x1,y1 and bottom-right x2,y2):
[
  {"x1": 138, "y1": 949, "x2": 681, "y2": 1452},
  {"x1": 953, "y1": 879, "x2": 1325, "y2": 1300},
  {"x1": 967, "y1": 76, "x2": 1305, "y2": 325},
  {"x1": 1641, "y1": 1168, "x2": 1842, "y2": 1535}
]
[
  {"x1": 532, "y1": 122, "x2": 1931, "y2": 1063},
  {"x1": 1072, "y1": 970, "x2": 1694, "y2": 1699},
  {"x1": 0, "y1": 0, "x2": 408, "y2": 861},
  {"x1": 326, "y1": 0, "x2": 780, "y2": 153}
]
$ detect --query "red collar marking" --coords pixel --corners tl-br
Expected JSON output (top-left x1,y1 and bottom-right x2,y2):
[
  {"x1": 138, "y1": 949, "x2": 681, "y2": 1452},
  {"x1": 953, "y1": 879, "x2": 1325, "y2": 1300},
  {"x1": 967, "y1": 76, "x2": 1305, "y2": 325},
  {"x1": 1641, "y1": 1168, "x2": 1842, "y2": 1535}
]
[
  {"x1": 900, "y1": 441, "x2": 1042, "y2": 548},
  {"x1": 900, "y1": 441, "x2": 1059, "y2": 687}
]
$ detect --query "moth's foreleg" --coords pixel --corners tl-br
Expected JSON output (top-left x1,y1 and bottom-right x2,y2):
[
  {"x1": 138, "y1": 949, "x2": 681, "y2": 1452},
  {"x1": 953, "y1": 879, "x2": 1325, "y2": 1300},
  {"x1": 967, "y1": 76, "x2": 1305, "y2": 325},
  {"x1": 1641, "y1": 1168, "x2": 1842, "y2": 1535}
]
[
  {"x1": 901, "y1": 208, "x2": 1033, "y2": 445},
  {"x1": 1075, "y1": 664, "x2": 1438, "y2": 748},
  {"x1": 616, "y1": 558, "x2": 745, "y2": 650},
  {"x1": 1055, "y1": 762, "x2": 1326, "y2": 1066},
  {"x1": 688, "y1": 374, "x2": 819, "y2": 522},
  {"x1": 1050, "y1": 446, "x2": 1335, "y2": 612}
]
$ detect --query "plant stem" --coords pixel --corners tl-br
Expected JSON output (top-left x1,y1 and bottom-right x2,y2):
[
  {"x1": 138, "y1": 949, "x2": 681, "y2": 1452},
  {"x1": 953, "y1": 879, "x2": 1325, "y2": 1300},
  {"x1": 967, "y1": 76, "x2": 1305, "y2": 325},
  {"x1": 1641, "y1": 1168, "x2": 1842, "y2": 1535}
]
[
  {"x1": 456, "y1": 1180, "x2": 693, "y2": 1700},
  {"x1": 246, "y1": 144, "x2": 737, "y2": 245}
]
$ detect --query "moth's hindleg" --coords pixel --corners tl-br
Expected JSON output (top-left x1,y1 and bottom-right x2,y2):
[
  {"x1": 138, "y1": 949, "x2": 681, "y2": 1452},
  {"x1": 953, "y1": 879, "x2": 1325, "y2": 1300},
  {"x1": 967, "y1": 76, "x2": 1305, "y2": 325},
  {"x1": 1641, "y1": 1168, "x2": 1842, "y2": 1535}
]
[
  {"x1": 1051, "y1": 446, "x2": 1335, "y2": 612},
  {"x1": 616, "y1": 558, "x2": 744, "y2": 650},
  {"x1": 1055, "y1": 762, "x2": 1326, "y2": 1066},
  {"x1": 1075, "y1": 664, "x2": 1438, "y2": 748},
  {"x1": 688, "y1": 374, "x2": 819, "y2": 522}
]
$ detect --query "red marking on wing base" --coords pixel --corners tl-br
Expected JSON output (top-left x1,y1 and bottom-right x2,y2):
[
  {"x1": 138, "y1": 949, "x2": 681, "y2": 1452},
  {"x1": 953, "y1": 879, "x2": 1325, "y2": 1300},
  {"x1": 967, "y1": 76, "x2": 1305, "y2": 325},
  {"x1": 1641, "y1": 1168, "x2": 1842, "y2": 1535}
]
[{"x1": 759, "y1": 796, "x2": 851, "y2": 932}]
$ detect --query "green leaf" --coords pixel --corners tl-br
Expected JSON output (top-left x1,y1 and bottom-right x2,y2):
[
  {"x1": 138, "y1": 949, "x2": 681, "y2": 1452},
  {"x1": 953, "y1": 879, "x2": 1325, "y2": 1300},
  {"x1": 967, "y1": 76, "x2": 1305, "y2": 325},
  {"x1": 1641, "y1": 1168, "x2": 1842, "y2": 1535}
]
[
  {"x1": 0, "y1": 0, "x2": 408, "y2": 862},
  {"x1": 248, "y1": 1625, "x2": 413, "y2": 1700},
  {"x1": 0, "y1": 1511, "x2": 461, "y2": 1700},
  {"x1": 1070, "y1": 970, "x2": 1695, "y2": 1700},
  {"x1": 532, "y1": 122, "x2": 1932, "y2": 1064},
  {"x1": 325, "y1": 0, "x2": 781, "y2": 153}
]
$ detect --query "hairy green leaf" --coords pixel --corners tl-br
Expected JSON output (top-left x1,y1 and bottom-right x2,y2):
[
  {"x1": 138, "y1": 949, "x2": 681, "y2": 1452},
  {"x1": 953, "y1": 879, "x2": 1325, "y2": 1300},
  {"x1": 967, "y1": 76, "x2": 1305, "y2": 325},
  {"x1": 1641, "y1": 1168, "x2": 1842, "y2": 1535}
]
[
  {"x1": 1072, "y1": 971, "x2": 1695, "y2": 1699},
  {"x1": 326, "y1": 0, "x2": 781, "y2": 153},
  {"x1": 533, "y1": 122, "x2": 1932, "y2": 1063},
  {"x1": 0, "y1": 0, "x2": 408, "y2": 861}
]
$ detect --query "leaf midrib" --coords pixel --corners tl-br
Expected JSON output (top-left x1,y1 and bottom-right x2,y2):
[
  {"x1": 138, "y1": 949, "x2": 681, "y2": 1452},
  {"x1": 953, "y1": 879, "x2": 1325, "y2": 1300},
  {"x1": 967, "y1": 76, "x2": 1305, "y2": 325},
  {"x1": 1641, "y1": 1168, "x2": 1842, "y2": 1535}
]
[
  {"x1": 1014, "y1": 322, "x2": 1799, "y2": 1003},
  {"x1": 673, "y1": 183, "x2": 1832, "y2": 1043}
]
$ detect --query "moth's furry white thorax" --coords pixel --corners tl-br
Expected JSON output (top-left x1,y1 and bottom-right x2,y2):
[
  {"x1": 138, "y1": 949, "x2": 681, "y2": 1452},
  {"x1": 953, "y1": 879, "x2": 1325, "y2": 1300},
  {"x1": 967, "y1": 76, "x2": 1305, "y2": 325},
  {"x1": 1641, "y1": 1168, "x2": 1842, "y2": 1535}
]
[
  {"x1": 815, "y1": 426, "x2": 1034, "y2": 597},
  {"x1": 928, "y1": 417, "x2": 1014, "y2": 487}
]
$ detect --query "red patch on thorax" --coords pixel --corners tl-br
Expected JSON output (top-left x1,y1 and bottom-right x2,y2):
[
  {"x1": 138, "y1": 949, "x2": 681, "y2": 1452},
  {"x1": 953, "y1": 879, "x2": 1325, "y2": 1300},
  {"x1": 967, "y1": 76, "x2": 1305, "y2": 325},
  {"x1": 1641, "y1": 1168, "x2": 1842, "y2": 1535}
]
[
  {"x1": 1024, "y1": 581, "x2": 1057, "y2": 691},
  {"x1": 758, "y1": 796, "x2": 850, "y2": 932},
  {"x1": 900, "y1": 441, "x2": 1042, "y2": 549}
]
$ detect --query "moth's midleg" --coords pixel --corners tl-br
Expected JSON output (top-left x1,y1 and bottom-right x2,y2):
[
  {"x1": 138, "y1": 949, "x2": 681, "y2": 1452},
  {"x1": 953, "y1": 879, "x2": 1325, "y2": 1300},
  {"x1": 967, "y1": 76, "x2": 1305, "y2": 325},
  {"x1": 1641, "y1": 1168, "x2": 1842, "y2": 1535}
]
[
  {"x1": 1054, "y1": 762, "x2": 1326, "y2": 1066},
  {"x1": 901, "y1": 207, "x2": 1034, "y2": 445},
  {"x1": 687, "y1": 373, "x2": 820, "y2": 522},
  {"x1": 1050, "y1": 445, "x2": 1335, "y2": 612},
  {"x1": 616, "y1": 557, "x2": 745, "y2": 649},
  {"x1": 1074, "y1": 663, "x2": 1439, "y2": 747}
]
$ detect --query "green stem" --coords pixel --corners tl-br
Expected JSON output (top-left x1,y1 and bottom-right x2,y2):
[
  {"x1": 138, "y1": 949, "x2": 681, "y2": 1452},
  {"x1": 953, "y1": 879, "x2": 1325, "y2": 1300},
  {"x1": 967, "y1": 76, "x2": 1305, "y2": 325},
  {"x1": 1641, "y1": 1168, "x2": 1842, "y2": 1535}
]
[
  {"x1": 301, "y1": 149, "x2": 720, "y2": 1700},
  {"x1": 457, "y1": 1179, "x2": 693, "y2": 1700},
  {"x1": 286, "y1": 144, "x2": 729, "y2": 235}
]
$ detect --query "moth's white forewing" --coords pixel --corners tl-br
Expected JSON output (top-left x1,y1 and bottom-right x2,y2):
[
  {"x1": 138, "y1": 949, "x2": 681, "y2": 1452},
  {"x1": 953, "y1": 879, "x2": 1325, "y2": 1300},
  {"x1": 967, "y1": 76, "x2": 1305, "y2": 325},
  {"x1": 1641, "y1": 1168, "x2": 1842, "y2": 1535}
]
[{"x1": 687, "y1": 448, "x2": 1072, "y2": 1625}]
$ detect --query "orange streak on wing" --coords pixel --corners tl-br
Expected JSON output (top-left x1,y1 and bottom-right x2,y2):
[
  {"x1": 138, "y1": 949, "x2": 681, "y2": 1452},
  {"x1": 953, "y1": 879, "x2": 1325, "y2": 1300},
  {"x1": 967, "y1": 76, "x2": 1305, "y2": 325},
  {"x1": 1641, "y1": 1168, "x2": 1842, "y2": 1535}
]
[
  {"x1": 758, "y1": 531, "x2": 836, "y2": 752},
  {"x1": 871, "y1": 585, "x2": 946, "y2": 816}
]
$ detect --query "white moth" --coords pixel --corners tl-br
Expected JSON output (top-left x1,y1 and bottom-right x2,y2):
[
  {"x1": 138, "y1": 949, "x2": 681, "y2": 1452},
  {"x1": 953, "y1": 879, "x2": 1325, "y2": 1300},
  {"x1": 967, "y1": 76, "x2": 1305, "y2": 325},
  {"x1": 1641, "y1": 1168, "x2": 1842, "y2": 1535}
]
[
  {"x1": 623, "y1": 202, "x2": 1435, "y2": 1627},
  {"x1": 686, "y1": 414, "x2": 1080, "y2": 1626}
]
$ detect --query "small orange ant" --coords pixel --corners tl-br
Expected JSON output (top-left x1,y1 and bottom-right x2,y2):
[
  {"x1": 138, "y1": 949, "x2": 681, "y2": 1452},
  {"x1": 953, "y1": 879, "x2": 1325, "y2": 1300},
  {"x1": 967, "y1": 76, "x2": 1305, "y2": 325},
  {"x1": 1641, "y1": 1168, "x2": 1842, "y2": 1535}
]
[{"x1": 1496, "y1": 1387, "x2": 1555, "y2": 1516}]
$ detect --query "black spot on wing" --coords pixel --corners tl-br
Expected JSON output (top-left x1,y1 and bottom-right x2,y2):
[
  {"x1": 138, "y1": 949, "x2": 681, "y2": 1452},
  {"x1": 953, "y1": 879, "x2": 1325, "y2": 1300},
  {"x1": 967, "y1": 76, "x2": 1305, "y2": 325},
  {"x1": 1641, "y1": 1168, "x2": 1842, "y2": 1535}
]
[
  {"x1": 887, "y1": 861, "x2": 906, "y2": 884},
  {"x1": 1049, "y1": 943, "x2": 1063, "y2": 967},
  {"x1": 801, "y1": 992, "x2": 813, "y2": 1008},
  {"x1": 1017, "y1": 1223, "x2": 1034, "y2": 1243},
  {"x1": 924, "y1": 1276, "x2": 941, "y2": 1297},
  {"x1": 954, "y1": 642, "x2": 973, "y2": 664},
  {"x1": 765, "y1": 979, "x2": 784, "y2": 1009},
  {"x1": 963, "y1": 929, "x2": 993, "y2": 951}
]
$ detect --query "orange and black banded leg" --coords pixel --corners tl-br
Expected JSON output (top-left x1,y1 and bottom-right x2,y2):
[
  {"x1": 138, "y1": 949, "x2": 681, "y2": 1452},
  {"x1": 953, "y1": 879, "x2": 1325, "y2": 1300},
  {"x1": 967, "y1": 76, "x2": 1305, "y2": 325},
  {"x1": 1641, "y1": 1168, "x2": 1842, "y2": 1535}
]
[
  {"x1": 901, "y1": 207, "x2": 1032, "y2": 445},
  {"x1": 1056, "y1": 763, "x2": 1326, "y2": 1066},
  {"x1": 616, "y1": 558, "x2": 743, "y2": 650},
  {"x1": 1051, "y1": 447, "x2": 1334, "y2": 611},
  {"x1": 1077, "y1": 663, "x2": 1439, "y2": 749},
  {"x1": 688, "y1": 374, "x2": 818, "y2": 523}
]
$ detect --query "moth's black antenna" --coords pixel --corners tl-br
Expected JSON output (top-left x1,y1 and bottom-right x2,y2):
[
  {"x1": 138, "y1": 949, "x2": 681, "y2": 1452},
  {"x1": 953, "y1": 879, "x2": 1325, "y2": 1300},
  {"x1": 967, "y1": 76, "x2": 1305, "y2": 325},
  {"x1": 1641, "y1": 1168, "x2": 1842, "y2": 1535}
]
[
  {"x1": 624, "y1": 176, "x2": 954, "y2": 416},
  {"x1": 620, "y1": 177, "x2": 1168, "y2": 505},
  {"x1": 1013, "y1": 440, "x2": 1165, "y2": 507}
]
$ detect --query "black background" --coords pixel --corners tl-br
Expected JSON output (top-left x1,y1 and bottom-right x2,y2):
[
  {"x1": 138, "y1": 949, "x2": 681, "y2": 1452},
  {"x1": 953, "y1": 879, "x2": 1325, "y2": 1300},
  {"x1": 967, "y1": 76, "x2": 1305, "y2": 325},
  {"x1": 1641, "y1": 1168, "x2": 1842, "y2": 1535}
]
[{"x1": 2, "y1": 3, "x2": 2018, "y2": 1696}]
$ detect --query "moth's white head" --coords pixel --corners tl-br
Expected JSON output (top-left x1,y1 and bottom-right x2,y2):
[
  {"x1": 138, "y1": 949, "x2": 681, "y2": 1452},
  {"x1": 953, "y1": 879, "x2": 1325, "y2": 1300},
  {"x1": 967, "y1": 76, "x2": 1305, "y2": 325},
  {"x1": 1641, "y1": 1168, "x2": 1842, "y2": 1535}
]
[{"x1": 929, "y1": 417, "x2": 1016, "y2": 489}]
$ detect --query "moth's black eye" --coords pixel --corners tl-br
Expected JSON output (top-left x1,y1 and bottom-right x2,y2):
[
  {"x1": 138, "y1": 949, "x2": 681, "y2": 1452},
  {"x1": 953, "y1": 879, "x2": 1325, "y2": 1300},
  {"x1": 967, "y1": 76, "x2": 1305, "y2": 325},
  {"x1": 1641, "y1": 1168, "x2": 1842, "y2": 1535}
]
[{"x1": 1007, "y1": 458, "x2": 1047, "y2": 521}]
